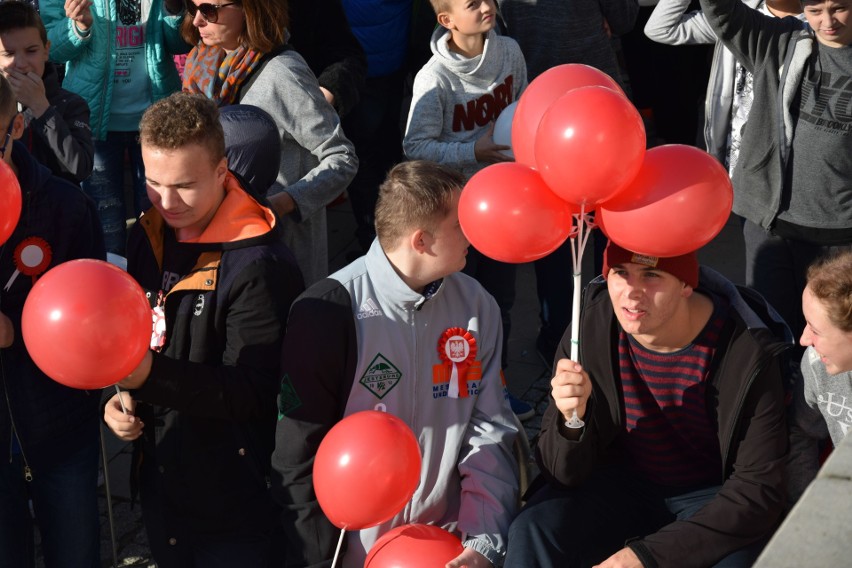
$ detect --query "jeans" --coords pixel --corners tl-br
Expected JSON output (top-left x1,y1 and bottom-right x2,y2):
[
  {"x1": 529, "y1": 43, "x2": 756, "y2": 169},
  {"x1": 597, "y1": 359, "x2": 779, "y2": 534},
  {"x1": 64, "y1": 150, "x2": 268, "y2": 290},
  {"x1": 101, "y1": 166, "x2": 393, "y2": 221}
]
[
  {"x1": 82, "y1": 131, "x2": 149, "y2": 255},
  {"x1": 506, "y1": 468, "x2": 766, "y2": 568},
  {"x1": 0, "y1": 434, "x2": 101, "y2": 568}
]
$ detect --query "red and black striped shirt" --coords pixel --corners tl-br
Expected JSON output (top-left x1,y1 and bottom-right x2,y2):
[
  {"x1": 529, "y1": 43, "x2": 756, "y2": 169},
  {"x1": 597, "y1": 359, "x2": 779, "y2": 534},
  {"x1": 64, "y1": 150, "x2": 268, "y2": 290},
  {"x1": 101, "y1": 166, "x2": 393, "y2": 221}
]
[{"x1": 618, "y1": 294, "x2": 727, "y2": 487}]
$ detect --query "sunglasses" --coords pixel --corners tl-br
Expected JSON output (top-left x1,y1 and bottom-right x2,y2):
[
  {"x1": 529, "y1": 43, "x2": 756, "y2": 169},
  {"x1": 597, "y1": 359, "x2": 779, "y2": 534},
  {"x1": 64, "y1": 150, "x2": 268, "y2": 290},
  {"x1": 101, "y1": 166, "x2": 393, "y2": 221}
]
[{"x1": 186, "y1": 1, "x2": 238, "y2": 23}]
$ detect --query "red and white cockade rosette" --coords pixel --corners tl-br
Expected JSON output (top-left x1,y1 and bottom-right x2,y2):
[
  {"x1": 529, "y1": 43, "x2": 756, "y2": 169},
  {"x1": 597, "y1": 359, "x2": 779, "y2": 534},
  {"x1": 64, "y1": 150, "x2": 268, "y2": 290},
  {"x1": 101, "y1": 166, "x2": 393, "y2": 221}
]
[
  {"x1": 437, "y1": 327, "x2": 477, "y2": 399},
  {"x1": 4, "y1": 237, "x2": 52, "y2": 291}
]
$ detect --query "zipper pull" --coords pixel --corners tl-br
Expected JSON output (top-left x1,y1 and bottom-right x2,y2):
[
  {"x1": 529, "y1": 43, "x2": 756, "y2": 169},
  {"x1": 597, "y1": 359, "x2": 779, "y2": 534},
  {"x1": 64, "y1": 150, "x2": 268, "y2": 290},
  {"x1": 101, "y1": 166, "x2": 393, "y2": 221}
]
[{"x1": 24, "y1": 466, "x2": 32, "y2": 482}]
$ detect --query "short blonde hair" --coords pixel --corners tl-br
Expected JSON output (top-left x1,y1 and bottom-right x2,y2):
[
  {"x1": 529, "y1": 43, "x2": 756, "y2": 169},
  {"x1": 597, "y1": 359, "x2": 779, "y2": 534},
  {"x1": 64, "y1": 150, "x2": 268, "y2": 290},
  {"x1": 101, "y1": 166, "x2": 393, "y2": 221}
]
[
  {"x1": 428, "y1": 0, "x2": 451, "y2": 14},
  {"x1": 807, "y1": 249, "x2": 852, "y2": 332},
  {"x1": 375, "y1": 161, "x2": 465, "y2": 250}
]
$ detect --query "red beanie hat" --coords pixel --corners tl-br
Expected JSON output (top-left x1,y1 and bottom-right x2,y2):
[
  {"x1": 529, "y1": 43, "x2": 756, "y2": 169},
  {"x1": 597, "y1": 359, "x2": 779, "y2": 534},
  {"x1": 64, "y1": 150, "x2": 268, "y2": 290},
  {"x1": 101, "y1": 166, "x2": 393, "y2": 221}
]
[{"x1": 602, "y1": 242, "x2": 699, "y2": 288}]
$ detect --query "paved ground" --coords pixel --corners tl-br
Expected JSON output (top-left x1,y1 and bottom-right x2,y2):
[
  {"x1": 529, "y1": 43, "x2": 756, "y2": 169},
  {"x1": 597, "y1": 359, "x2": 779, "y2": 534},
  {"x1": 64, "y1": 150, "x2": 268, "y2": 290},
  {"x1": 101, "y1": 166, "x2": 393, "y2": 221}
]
[{"x1": 40, "y1": 199, "x2": 747, "y2": 567}]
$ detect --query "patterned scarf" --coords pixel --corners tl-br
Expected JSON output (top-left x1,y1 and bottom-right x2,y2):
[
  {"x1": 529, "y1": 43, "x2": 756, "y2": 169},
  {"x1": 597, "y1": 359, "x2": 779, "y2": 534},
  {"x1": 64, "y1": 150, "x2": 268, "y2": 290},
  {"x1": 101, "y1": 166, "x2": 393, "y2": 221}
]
[{"x1": 182, "y1": 42, "x2": 265, "y2": 106}]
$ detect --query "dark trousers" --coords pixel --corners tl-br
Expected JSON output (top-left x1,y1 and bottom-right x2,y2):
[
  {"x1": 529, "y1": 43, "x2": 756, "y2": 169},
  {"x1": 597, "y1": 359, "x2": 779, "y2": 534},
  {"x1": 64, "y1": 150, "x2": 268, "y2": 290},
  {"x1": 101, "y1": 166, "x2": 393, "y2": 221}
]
[
  {"x1": 505, "y1": 469, "x2": 764, "y2": 568},
  {"x1": 139, "y1": 457, "x2": 275, "y2": 567},
  {"x1": 743, "y1": 219, "x2": 852, "y2": 341},
  {"x1": 463, "y1": 248, "x2": 516, "y2": 368},
  {"x1": 0, "y1": 434, "x2": 100, "y2": 568},
  {"x1": 341, "y1": 72, "x2": 406, "y2": 252}
]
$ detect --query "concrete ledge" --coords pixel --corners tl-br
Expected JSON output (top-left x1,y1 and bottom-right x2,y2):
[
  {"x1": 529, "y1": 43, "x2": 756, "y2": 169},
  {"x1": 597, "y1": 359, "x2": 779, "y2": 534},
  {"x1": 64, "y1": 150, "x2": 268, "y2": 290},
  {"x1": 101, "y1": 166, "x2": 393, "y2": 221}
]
[{"x1": 754, "y1": 436, "x2": 852, "y2": 567}]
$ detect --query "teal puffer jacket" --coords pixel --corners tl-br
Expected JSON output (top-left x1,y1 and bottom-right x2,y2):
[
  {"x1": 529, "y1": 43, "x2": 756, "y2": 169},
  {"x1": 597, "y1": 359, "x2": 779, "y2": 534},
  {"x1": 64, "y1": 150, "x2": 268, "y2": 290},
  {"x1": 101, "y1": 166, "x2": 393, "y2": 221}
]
[{"x1": 41, "y1": 0, "x2": 190, "y2": 140}]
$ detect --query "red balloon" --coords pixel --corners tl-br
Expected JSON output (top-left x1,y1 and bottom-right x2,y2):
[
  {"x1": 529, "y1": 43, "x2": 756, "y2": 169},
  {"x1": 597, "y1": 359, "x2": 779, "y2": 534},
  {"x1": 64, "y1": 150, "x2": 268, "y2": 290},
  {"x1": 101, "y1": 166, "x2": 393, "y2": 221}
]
[
  {"x1": 459, "y1": 163, "x2": 577, "y2": 263},
  {"x1": 597, "y1": 144, "x2": 733, "y2": 257},
  {"x1": 365, "y1": 524, "x2": 464, "y2": 568},
  {"x1": 0, "y1": 159, "x2": 22, "y2": 246},
  {"x1": 534, "y1": 86, "x2": 646, "y2": 207},
  {"x1": 21, "y1": 259, "x2": 151, "y2": 389},
  {"x1": 314, "y1": 410, "x2": 421, "y2": 531},
  {"x1": 512, "y1": 64, "x2": 624, "y2": 166}
]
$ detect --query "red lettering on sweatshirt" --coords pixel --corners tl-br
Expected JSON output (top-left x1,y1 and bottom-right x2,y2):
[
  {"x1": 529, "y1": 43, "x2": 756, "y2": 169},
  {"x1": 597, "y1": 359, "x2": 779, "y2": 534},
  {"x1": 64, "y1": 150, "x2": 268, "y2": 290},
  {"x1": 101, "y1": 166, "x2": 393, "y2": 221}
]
[{"x1": 452, "y1": 75, "x2": 515, "y2": 132}]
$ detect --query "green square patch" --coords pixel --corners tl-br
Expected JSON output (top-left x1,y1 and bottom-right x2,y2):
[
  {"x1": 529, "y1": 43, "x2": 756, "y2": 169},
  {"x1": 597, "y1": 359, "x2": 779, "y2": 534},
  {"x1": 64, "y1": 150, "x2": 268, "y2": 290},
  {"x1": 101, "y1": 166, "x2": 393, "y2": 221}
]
[
  {"x1": 278, "y1": 374, "x2": 302, "y2": 419},
  {"x1": 359, "y1": 353, "x2": 402, "y2": 399}
]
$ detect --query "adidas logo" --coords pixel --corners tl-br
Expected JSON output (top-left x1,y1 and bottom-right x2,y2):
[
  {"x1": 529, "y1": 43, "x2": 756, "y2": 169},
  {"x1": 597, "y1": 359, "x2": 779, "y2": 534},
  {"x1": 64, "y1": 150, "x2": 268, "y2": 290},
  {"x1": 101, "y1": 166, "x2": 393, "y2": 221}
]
[{"x1": 356, "y1": 298, "x2": 383, "y2": 319}]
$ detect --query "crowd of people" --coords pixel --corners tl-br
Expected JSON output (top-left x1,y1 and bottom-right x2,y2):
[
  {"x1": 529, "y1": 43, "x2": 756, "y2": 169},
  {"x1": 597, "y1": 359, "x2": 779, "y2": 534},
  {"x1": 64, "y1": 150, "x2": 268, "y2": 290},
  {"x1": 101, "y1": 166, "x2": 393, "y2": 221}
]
[{"x1": 0, "y1": 0, "x2": 850, "y2": 565}]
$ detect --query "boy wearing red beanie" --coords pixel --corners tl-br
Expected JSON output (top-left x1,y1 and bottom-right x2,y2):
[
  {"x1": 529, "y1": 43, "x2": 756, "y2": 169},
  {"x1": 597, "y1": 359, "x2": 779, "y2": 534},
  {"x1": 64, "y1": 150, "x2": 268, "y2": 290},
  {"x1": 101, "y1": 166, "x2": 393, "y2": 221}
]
[{"x1": 506, "y1": 242, "x2": 793, "y2": 568}]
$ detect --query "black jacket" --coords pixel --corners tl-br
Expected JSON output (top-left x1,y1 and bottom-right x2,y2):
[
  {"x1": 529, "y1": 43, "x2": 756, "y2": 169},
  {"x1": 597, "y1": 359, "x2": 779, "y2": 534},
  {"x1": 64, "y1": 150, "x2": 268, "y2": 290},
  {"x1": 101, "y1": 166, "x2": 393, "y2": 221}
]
[
  {"x1": 536, "y1": 268, "x2": 791, "y2": 568},
  {"x1": 21, "y1": 62, "x2": 94, "y2": 184},
  {"x1": 0, "y1": 141, "x2": 105, "y2": 474},
  {"x1": 127, "y1": 177, "x2": 304, "y2": 536}
]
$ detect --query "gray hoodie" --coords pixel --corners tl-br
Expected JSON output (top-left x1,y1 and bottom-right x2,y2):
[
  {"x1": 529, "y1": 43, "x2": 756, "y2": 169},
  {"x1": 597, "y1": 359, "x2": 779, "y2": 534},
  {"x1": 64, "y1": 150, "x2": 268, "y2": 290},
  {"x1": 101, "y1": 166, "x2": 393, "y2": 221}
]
[
  {"x1": 788, "y1": 346, "x2": 852, "y2": 502},
  {"x1": 404, "y1": 27, "x2": 527, "y2": 180}
]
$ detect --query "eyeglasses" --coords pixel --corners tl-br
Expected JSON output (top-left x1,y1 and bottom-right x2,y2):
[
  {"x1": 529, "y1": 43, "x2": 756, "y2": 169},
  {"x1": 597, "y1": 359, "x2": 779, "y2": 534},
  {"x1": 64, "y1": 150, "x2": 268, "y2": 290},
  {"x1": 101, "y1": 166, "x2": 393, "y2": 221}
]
[
  {"x1": 186, "y1": 1, "x2": 237, "y2": 23},
  {"x1": 0, "y1": 117, "x2": 16, "y2": 160}
]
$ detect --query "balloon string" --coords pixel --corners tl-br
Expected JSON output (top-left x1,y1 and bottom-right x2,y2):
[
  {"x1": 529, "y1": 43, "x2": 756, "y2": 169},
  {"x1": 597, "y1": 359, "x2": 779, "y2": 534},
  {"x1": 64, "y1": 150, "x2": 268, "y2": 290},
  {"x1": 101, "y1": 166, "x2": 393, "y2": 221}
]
[
  {"x1": 114, "y1": 385, "x2": 128, "y2": 415},
  {"x1": 565, "y1": 204, "x2": 589, "y2": 429},
  {"x1": 331, "y1": 528, "x2": 345, "y2": 568}
]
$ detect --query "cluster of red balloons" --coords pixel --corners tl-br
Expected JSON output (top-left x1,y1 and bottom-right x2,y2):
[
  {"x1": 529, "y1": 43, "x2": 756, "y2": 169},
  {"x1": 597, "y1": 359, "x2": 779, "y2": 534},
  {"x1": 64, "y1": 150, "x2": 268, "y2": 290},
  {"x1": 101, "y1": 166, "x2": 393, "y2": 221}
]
[
  {"x1": 458, "y1": 64, "x2": 733, "y2": 260},
  {"x1": 21, "y1": 259, "x2": 151, "y2": 389}
]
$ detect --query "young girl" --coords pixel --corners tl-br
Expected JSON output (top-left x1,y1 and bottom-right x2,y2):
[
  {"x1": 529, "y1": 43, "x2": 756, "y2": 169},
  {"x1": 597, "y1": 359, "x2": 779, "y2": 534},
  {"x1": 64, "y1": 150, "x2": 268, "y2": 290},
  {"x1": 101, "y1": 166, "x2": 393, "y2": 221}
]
[{"x1": 788, "y1": 249, "x2": 852, "y2": 502}]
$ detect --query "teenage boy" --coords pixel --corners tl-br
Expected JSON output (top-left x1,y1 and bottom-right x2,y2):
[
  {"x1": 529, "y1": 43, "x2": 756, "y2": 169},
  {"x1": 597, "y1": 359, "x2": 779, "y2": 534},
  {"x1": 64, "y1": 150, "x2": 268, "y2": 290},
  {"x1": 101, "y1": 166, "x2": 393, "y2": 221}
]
[
  {"x1": 0, "y1": 0, "x2": 93, "y2": 183},
  {"x1": 102, "y1": 92, "x2": 303, "y2": 567},
  {"x1": 699, "y1": 0, "x2": 852, "y2": 340},
  {"x1": 505, "y1": 243, "x2": 792, "y2": 568},
  {"x1": 0, "y1": 73, "x2": 104, "y2": 567},
  {"x1": 271, "y1": 160, "x2": 519, "y2": 568},
  {"x1": 404, "y1": 0, "x2": 532, "y2": 419}
]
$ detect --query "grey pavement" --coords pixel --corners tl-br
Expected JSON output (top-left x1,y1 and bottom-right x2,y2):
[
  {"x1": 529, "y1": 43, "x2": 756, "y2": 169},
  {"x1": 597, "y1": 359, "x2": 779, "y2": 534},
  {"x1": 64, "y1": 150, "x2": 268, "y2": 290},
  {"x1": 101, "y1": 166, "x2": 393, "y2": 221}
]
[{"x1": 51, "y1": 201, "x2": 750, "y2": 567}]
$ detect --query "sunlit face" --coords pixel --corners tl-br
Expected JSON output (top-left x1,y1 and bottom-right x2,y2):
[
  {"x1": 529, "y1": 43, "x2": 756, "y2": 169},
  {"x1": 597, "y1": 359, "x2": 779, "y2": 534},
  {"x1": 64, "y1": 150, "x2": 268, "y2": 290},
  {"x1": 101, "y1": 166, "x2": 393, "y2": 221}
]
[
  {"x1": 188, "y1": 0, "x2": 245, "y2": 52},
  {"x1": 440, "y1": 0, "x2": 497, "y2": 36},
  {"x1": 0, "y1": 27, "x2": 49, "y2": 77},
  {"x1": 801, "y1": 285, "x2": 852, "y2": 374},
  {"x1": 425, "y1": 190, "x2": 469, "y2": 279},
  {"x1": 142, "y1": 142, "x2": 227, "y2": 241},
  {"x1": 606, "y1": 263, "x2": 691, "y2": 344},
  {"x1": 803, "y1": 0, "x2": 852, "y2": 48}
]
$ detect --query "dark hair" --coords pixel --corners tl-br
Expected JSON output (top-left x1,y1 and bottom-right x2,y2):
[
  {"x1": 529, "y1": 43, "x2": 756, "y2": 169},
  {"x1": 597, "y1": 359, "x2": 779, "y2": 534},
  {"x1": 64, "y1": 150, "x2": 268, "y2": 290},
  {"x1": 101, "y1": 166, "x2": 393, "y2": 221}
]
[
  {"x1": 0, "y1": 74, "x2": 16, "y2": 122},
  {"x1": 807, "y1": 249, "x2": 852, "y2": 332},
  {"x1": 181, "y1": 0, "x2": 289, "y2": 53},
  {"x1": 0, "y1": 1, "x2": 48, "y2": 45},
  {"x1": 375, "y1": 160, "x2": 465, "y2": 250},
  {"x1": 139, "y1": 92, "x2": 225, "y2": 162}
]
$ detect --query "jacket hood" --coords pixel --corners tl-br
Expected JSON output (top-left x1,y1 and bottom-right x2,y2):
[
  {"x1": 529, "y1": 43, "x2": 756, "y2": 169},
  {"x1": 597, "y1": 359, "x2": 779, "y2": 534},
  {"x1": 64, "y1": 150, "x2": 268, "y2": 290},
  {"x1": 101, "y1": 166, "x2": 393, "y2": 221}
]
[
  {"x1": 140, "y1": 172, "x2": 277, "y2": 250},
  {"x1": 430, "y1": 27, "x2": 503, "y2": 88}
]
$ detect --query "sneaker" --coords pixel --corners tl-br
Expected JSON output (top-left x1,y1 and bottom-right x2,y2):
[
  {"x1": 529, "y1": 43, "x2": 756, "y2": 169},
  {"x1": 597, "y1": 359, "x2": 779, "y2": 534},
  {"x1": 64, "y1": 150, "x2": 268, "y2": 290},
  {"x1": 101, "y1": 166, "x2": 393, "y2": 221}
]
[{"x1": 508, "y1": 393, "x2": 535, "y2": 421}]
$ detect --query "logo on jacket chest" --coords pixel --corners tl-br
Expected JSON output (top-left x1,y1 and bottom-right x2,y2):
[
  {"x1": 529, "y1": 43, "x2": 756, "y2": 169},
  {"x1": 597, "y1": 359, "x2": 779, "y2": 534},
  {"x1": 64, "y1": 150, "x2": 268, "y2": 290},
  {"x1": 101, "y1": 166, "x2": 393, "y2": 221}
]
[
  {"x1": 359, "y1": 353, "x2": 402, "y2": 399},
  {"x1": 452, "y1": 75, "x2": 515, "y2": 132}
]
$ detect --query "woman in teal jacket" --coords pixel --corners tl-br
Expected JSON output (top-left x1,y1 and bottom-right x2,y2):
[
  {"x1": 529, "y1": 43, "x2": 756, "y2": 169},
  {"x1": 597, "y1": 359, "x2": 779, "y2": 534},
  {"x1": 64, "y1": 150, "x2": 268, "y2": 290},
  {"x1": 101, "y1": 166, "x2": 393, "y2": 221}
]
[{"x1": 40, "y1": 0, "x2": 190, "y2": 254}]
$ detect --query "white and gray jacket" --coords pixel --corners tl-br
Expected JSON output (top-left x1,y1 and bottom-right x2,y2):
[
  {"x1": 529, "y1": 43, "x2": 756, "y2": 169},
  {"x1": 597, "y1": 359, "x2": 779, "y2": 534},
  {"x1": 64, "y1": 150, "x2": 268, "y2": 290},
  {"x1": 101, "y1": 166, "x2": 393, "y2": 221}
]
[
  {"x1": 271, "y1": 240, "x2": 519, "y2": 567},
  {"x1": 699, "y1": 0, "x2": 814, "y2": 230},
  {"x1": 644, "y1": 0, "x2": 764, "y2": 162},
  {"x1": 404, "y1": 27, "x2": 527, "y2": 180}
]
